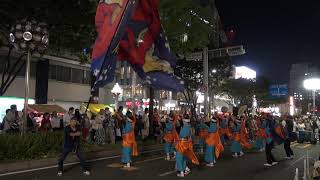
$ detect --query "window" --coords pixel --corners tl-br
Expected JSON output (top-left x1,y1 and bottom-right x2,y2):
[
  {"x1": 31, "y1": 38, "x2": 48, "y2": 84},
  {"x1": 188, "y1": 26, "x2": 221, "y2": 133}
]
[
  {"x1": 71, "y1": 68, "x2": 83, "y2": 84},
  {"x1": 126, "y1": 78, "x2": 131, "y2": 85},
  {"x1": 49, "y1": 65, "x2": 57, "y2": 80},
  {"x1": 126, "y1": 67, "x2": 131, "y2": 78},
  {"x1": 120, "y1": 79, "x2": 124, "y2": 85},
  {"x1": 83, "y1": 70, "x2": 91, "y2": 85},
  {"x1": 56, "y1": 66, "x2": 71, "y2": 82},
  {"x1": 120, "y1": 67, "x2": 125, "y2": 79}
]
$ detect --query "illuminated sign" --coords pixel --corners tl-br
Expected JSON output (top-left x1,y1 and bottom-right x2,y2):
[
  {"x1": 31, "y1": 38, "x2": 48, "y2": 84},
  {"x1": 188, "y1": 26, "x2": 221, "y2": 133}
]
[{"x1": 235, "y1": 66, "x2": 256, "y2": 80}]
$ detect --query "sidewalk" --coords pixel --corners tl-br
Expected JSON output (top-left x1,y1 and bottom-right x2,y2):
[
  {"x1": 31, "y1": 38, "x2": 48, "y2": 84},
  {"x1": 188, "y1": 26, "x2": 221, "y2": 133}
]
[{"x1": 0, "y1": 143, "x2": 163, "y2": 174}]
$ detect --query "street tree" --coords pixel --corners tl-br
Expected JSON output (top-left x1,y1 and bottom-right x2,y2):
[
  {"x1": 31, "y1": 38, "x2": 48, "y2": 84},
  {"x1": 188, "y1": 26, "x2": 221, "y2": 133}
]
[
  {"x1": 0, "y1": 0, "x2": 97, "y2": 95},
  {"x1": 159, "y1": 0, "x2": 218, "y2": 55},
  {"x1": 161, "y1": 0, "x2": 231, "y2": 117},
  {"x1": 225, "y1": 76, "x2": 271, "y2": 107}
]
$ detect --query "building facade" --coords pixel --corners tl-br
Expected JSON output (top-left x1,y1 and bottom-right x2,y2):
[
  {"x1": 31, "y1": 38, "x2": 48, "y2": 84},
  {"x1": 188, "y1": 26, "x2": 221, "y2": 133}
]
[
  {"x1": 289, "y1": 63, "x2": 320, "y2": 101},
  {"x1": 0, "y1": 50, "x2": 114, "y2": 111}
]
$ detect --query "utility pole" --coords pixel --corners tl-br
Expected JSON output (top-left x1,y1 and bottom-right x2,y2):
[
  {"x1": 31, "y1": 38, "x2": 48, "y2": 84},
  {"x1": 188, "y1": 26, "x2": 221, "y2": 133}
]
[
  {"x1": 203, "y1": 47, "x2": 209, "y2": 116},
  {"x1": 23, "y1": 50, "x2": 31, "y2": 134}
]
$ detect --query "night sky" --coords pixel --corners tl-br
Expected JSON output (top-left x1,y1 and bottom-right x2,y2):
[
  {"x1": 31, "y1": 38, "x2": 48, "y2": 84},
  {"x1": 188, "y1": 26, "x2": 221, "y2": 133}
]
[{"x1": 215, "y1": 0, "x2": 320, "y2": 83}]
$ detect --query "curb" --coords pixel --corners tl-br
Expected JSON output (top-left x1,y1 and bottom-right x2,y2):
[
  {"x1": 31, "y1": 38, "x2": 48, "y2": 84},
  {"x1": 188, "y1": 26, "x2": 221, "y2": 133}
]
[{"x1": 0, "y1": 144, "x2": 163, "y2": 174}]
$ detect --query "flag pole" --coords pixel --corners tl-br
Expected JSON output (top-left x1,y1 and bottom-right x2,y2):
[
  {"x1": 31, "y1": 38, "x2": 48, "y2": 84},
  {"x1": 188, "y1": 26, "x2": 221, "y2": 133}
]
[{"x1": 86, "y1": 0, "x2": 134, "y2": 113}]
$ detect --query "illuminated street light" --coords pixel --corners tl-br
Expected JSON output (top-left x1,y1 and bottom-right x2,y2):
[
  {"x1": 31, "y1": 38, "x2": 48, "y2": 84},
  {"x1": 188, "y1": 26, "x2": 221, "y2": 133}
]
[
  {"x1": 111, "y1": 83, "x2": 123, "y2": 110},
  {"x1": 303, "y1": 78, "x2": 320, "y2": 114},
  {"x1": 9, "y1": 19, "x2": 49, "y2": 133}
]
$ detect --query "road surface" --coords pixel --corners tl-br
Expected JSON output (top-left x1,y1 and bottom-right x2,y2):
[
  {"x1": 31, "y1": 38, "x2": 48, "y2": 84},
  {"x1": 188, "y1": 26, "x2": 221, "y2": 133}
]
[{"x1": 0, "y1": 142, "x2": 319, "y2": 180}]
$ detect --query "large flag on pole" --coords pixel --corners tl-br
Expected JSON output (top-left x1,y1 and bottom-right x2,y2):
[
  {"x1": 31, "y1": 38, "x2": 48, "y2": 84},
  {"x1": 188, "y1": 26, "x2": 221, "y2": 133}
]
[
  {"x1": 91, "y1": 0, "x2": 184, "y2": 92},
  {"x1": 91, "y1": 0, "x2": 137, "y2": 90}
]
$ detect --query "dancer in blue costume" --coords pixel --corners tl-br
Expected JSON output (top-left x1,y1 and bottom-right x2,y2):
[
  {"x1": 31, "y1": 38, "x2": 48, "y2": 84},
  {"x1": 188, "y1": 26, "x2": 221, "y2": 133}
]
[
  {"x1": 163, "y1": 113, "x2": 179, "y2": 161},
  {"x1": 264, "y1": 115, "x2": 284, "y2": 167},
  {"x1": 230, "y1": 120, "x2": 244, "y2": 157},
  {"x1": 175, "y1": 117, "x2": 199, "y2": 177},
  {"x1": 219, "y1": 117, "x2": 230, "y2": 145},
  {"x1": 121, "y1": 111, "x2": 138, "y2": 168},
  {"x1": 204, "y1": 118, "x2": 224, "y2": 167},
  {"x1": 254, "y1": 119, "x2": 267, "y2": 152},
  {"x1": 197, "y1": 116, "x2": 208, "y2": 154}
]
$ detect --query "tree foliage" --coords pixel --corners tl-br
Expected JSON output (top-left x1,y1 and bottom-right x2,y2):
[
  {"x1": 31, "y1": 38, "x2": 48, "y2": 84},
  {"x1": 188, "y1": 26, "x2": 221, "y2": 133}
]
[
  {"x1": 0, "y1": 0, "x2": 97, "y2": 56},
  {"x1": 159, "y1": 0, "x2": 218, "y2": 55},
  {"x1": 224, "y1": 76, "x2": 271, "y2": 106},
  {"x1": 175, "y1": 55, "x2": 232, "y2": 116}
]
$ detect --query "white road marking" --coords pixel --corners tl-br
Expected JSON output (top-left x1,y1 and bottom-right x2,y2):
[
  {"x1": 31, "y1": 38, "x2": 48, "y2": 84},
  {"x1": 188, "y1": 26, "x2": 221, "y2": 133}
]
[
  {"x1": 158, "y1": 170, "x2": 176, "y2": 177},
  {"x1": 0, "y1": 149, "x2": 162, "y2": 177},
  {"x1": 289, "y1": 155, "x2": 306, "y2": 167}
]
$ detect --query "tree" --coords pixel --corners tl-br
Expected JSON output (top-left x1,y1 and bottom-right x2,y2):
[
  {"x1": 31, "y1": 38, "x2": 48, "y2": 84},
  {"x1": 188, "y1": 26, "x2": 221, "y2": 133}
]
[
  {"x1": 207, "y1": 56, "x2": 233, "y2": 95},
  {"x1": 0, "y1": 0, "x2": 97, "y2": 55},
  {"x1": 225, "y1": 76, "x2": 271, "y2": 107},
  {"x1": 0, "y1": 0, "x2": 97, "y2": 95},
  {"x1": 175, "y1": 56, "x2": 232, "y2": 117},
  {"x1": 160, "y1": 0, "x2": 232, "y2": 116},
  {"x1": 175, "y1": 58, "x2": 203, "y2": 117},
  {"x1": 159, "y1": 0, "x2": 218, "y2": 55}
]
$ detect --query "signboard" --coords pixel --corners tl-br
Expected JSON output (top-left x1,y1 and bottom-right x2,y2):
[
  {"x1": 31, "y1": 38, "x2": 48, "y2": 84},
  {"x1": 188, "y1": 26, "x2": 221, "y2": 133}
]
[
  {"x1": 226, "y1": 45, "x2": 246, "y2": 56},
  {"x1": 186, "y1": 45, "x2": 246, "y2": 61},
  {"x1": 269, "y1": 84, "x2": 288, "y2": 98},
  {"x1": 186, "y1": 51, "x2": 202, "y2": 61}
]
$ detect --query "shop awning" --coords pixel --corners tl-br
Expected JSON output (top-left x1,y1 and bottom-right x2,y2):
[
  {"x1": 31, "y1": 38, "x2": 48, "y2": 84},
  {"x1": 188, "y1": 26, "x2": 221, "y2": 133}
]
[
  {"x1": 28, "y1": 104, "x2": 66, "y2": 114},
  {"x1": 80, "y1": 103, "x2": 114, "y2": 114}
]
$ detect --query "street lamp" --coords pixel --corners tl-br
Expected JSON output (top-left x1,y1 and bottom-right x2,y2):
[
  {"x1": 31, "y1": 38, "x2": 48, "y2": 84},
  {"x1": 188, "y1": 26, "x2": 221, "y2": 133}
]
[
  {"x1": 111, "y1": 83, "x2": 122, "y2": 110},
  {"x1": 9, "y1": 19, "x2": 49, "y2": 133},
  {"x1": 303, "y1": 78, "x2": 320, "y2": 114}
]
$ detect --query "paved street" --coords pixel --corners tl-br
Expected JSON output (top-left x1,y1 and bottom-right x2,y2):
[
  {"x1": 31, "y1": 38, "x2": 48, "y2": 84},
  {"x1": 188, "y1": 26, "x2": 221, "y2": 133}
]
[{"x1": 0, "y1": 142, "x2": 319, "y2": 180}]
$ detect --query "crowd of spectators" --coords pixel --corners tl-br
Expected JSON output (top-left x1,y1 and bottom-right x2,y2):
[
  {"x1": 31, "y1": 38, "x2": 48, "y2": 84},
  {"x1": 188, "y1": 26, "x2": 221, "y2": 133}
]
[{"x1": 1, "y1": 104, "x2": 320, "y2": 147}]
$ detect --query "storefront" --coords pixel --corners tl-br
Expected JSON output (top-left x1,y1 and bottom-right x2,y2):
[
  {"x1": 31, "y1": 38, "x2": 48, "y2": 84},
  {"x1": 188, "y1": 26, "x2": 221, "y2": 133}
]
[{"x1": 0, "y1": 96, "x2": 35, "y2": 122}]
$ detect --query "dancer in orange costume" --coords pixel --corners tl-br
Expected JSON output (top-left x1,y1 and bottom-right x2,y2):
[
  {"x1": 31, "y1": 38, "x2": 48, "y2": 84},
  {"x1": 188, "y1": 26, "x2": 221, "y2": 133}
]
[
  {"x1": 204, "y1": 117, "x2": 224, "y2": 167},
  {"x1": 163, "y1": 111, "x2": 179, "y2": 160},
  {"x1": 121, "y1": 110, "x2": 138, "y2": 168},
  {"x1": 175, "y1": 116, "x2": 199, "y2": 177}
]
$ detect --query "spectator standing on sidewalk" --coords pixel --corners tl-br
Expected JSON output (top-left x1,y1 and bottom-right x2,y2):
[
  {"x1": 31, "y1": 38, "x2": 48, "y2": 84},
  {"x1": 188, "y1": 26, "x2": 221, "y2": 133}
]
[
  {"x1": 95, "y1": 109, "x2": 106, "y2": 145},
  {"x1": 115, "y1": 106, "x2": 125, "y2": 142},
  {"x1": 74, "y1": 109, "x2": 82, "y2": 123},
  {"x1": 4, "y1": 105, "x2": 20, "y2": 133},
  {"x1": 63, "y1": 107, "x2": 74, "y2": 127},
  {"x1": 57, "y1": 117, "x2": 90, "y2": 176},
  {"x1": 141, "y1": 108, "x2": 149, "y2": 140},
  {"x1": 82, "y1": 115, "x2": 91, "y2": 141},
  {"x1": 26, "y1": 112, "x2": 36, "y2": 133},
  {"x1": 153, "y1": 108, "x2": 161, "y2": 142},
  {"x1": 51, "y1": 111, "x2": 61, "y2": 131},
  {"x1": 39, "y1": 113, "x2": 52, "y2": 133},
  {"x1": 89, "y1": 114, "x2": 97, "y2": 143},
  {"x1": 104, "y1": 108, "x2": 115, "y2": 144},
  {"x1": 283, "y1": 117, "x2": 294, "y2": 160}
]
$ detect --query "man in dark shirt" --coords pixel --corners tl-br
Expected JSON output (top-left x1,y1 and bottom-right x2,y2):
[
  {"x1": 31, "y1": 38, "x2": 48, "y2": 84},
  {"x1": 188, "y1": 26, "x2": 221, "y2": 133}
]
[{"x1": 57, "y1": 117, "x2": 90, "y2": 176}]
